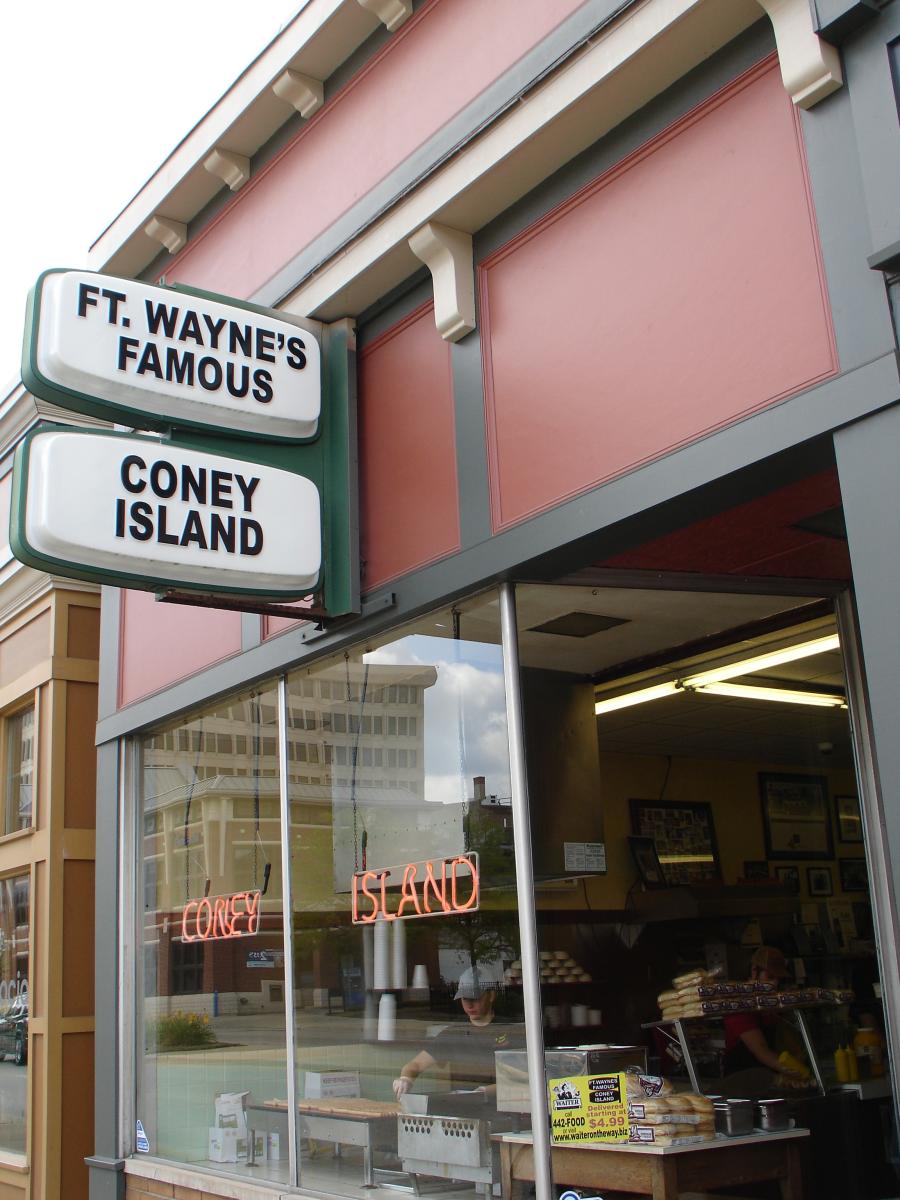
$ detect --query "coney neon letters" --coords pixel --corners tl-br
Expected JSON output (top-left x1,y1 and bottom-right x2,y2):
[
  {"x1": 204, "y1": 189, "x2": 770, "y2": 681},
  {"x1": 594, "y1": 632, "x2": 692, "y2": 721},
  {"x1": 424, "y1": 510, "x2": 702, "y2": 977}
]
[
  {"x1": 351, "y1": 854, "x2": 479, "y2": 924},
  {"x1": 181, "y1": 889, "x2": 262, "y2": 942}
]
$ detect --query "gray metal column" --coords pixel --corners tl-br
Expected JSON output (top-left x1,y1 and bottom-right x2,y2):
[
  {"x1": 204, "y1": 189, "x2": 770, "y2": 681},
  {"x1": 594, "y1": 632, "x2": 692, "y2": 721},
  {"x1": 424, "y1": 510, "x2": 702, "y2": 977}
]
[
  {"x1": 499, "y1": 583, "x2": 552, "y2": 1200},
  {"x1": 87, "y1": 740, "x2": 126, "y2": 1199},
  {"x1": 277, "y1": 676, "x2": 302, "y2": 1187},
  {"x1": 834, "y1": 406, "x2": 900, "y2": 1122},
  {"x1": 836, "y1": 589, "x2": 900, "y2": 1123}
]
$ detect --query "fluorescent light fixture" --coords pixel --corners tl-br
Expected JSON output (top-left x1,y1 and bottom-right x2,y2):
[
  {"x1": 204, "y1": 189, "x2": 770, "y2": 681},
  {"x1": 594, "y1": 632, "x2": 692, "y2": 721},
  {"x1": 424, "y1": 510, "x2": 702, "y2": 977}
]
[
  {"x1": 692, "y1": 682, "x2": 846, "y2": 707},
  {"x1": 594, "y1": 632, "x2": 842, "y2": 715},
  {"x1": 594, "y1": 681, "x2": 679, "y2": 714},
  {"x1": 658, "y1": 854, "x2": 715, "y2": 864},
  {"x1": 682, "y1": 633, "x2": 839, "y2": 688}
]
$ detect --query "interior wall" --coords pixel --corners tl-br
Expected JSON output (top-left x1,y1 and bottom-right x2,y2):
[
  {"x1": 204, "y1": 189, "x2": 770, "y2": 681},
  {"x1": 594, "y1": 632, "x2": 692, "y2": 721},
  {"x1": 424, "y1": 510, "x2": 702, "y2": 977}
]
[{"x1": 535, "y1": 748, "x2": 861, "y2": 912}]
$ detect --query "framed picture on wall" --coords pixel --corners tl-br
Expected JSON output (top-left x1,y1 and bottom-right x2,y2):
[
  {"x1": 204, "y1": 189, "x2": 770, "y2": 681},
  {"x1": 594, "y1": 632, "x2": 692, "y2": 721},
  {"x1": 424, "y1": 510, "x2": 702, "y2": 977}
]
[
  {"x1": 743, "y1": 860, "x2": 770, "y2": 880},
  {"x1": 807, "y1": 866, "x2": 833, "y2": 897},
  {"x1": 775, "y1": 865, "x2": 800, "y2": 894},
  {"x1": 759, "y1": 773, "x2": 833, "y2": 860},
  {"x1": 835, "y1": 795, "x2": 863, "y2": 844},
  {"x1": 839, "y1": 857, "x2": 868, "y2": 892},
  {"x1": 629, "y1": 799, "x2": 720, "y2": 885}
]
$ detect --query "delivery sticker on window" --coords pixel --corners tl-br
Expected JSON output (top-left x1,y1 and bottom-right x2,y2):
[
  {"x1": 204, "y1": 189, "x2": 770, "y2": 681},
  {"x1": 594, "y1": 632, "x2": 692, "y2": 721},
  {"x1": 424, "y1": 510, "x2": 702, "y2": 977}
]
[
  {"x1": 136, "y1": 1120, "x2": 150, "y2": 1153},
  {"x1": 548, "y1": 1073, "x2": 628, "y2": 1145}
]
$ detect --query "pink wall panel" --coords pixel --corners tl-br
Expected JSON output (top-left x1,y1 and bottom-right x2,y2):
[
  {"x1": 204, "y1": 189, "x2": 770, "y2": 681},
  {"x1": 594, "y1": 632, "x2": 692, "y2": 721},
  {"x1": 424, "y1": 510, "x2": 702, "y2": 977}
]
[
  {"x1": 163, "y1": 0, "x2": 586, "y2": 298},
  {"x1": 118, "y1": 589, "x2": 243, "y2": 707},
  {"x1": 359, "y1": 304, "x2": 459, "y2": 589},
  {"x1": 480, "y1": 57, "x2": 838, "y2": 532}
]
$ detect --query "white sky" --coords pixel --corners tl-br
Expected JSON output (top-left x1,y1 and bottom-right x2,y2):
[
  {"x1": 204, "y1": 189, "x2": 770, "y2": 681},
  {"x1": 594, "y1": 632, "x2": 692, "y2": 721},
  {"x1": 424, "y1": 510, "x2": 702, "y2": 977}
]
[{"x1": 1, "y1": 0, "x2": 304, "y2": 394}]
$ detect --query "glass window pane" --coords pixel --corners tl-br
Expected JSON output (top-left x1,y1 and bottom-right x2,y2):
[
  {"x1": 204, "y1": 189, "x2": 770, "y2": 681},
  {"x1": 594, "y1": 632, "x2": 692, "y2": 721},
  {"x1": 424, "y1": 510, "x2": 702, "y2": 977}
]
[
  {"x1": 137, "y1": 686, "x2": 289, "y2": 1184},
  {"x1": 286, "y1": 592, "x2": 530, "y2": 1198},
  {"x1": 0, "y1": 874, "x2": 29, "y2": 1153},
  {"x1": 5, "y1": 707, "x2": 34, "y2": 833}
]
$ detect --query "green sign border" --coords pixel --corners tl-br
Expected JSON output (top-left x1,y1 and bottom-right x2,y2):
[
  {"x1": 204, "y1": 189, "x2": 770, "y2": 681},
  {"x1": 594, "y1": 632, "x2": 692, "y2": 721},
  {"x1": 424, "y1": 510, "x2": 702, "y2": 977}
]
[
  {"x1": 12, "y1": 321, "x2": 358, "y2": 612},
  {"x1": 22, "y1": 268, "x2": 323, "y2": 445}
]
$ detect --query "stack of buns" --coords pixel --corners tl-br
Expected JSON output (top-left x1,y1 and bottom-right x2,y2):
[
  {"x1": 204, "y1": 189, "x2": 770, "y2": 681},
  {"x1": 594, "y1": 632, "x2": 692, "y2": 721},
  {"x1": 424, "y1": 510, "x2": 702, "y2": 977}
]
[
  {"x1": 658, "y1": 970, "x2": 855, "y2": 1020},
  {"x1": 657, "y1": 968, "x2": 720, "y2": 1020},
  {"x1": 627, "y1": 1091, "x2": 715, "y2": 1146},
  {"x1": 534, "y1": 950, "x2": 592, "y2": 984}
]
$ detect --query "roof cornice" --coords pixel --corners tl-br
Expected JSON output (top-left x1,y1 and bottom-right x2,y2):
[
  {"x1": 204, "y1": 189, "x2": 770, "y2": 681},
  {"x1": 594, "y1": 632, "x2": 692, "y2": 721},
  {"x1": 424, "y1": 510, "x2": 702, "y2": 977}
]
[{"x1": 88, "y1": 0, "x2": 383, "y2": 280}]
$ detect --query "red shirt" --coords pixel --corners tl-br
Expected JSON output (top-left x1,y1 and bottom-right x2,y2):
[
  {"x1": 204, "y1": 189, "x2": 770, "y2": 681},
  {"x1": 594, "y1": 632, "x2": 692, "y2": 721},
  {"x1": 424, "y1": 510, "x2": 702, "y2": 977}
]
[{"x1": 724, "y1": 1011, "x2": 778, "y2": 1053}]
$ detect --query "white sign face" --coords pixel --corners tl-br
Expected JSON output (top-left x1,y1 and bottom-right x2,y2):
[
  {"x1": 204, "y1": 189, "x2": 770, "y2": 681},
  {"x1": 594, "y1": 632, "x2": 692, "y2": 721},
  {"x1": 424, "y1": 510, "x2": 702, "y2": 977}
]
[
  {"x1": 19, "y1": 430, "x2": 321, "y2": 594},
  {"x1": 30, "y1": 271, "x2": 321, "y2": 441}
]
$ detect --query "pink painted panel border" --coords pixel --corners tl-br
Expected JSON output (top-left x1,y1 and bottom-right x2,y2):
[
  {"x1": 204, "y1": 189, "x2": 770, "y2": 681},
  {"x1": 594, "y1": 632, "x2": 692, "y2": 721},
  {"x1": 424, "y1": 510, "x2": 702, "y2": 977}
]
[
  {"x1": 359, "y1": 302, "x2": 460, "y2": 589},
  {"x1": 118, "y1": 589, "x2": 243, "y2": 708},
  {"x1": 159, "y1": 0, "x2": 586, "y2": 299},
  {"x1": 479, "y1": 56, "x2": 838, "y2": 533}
]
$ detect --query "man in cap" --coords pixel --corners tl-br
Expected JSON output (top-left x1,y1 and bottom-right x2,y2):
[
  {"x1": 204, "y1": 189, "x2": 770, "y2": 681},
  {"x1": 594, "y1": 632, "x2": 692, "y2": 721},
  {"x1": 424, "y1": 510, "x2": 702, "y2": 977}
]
[
  {"x1": 723, "y1": 946, "x2": 805, "y2": 1082},
  {"x1": 392, "y1": 966, "x2": 523, "y2": 1101}
]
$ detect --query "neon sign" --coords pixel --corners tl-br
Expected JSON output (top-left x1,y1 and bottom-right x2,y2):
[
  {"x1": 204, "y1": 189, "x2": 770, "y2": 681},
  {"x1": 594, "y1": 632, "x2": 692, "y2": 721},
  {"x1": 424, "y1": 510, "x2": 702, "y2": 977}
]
[
  {"x1": 181, "y1": 889, "x2": 261, "y2": 942},
  {"x1": 351, "y1": 854, "x2": 479, "y2": 924}
]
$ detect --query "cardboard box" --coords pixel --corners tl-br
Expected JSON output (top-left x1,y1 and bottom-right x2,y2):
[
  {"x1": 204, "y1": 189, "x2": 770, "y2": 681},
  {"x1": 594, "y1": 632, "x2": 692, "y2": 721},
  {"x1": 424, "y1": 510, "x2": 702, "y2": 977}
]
[
  {"x1": 304, "y1": 1070, "x2": 360, "y2": 1098},
  {"x1": 208, "y1": 1127, "x2": 248, "y2": 1163},
  {"x1": 214, "y1": 1091, "x2": 249, "y2": 1136}
]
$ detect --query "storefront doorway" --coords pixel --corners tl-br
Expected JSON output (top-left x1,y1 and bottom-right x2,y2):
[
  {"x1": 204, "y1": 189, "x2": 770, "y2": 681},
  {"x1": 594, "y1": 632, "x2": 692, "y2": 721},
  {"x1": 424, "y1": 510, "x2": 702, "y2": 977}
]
[{"x1": 515, "y1": 575, "x2": 898, "y2": 1199}]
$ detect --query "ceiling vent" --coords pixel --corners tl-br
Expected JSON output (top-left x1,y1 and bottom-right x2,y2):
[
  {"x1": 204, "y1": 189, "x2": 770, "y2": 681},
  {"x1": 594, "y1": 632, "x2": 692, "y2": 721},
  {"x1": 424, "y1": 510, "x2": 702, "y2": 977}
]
[{"x1": 528, "y1": 612, "x2": 629, "y2": 638}]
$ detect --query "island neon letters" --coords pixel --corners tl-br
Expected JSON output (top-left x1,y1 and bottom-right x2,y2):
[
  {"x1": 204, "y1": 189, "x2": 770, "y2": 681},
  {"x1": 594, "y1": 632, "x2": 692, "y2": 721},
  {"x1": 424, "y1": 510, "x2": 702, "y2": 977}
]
[
  {"x1": 181, "y1": 889, "x2": 262, "y2": 942},
  {"x1": 351, "y1": 854, "x2": 479, "y2": 924}
]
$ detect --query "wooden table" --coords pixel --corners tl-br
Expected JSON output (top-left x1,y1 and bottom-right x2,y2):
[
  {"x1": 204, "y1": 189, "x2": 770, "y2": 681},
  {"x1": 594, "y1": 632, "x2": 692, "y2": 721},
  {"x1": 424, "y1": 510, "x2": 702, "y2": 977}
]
[
  {"x1": 494, "y1": 1128, "x2": 808, "y2": 1200},
  {"x1": 254, "y1": 1098, "x2": 402, "y2": 1187}
]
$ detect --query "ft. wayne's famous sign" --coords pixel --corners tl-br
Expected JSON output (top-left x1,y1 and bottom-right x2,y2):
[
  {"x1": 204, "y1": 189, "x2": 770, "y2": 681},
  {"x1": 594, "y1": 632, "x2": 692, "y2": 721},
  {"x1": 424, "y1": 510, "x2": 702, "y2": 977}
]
[{"x1": 12, "y1": 269, "x2": 357, "y2": 606}]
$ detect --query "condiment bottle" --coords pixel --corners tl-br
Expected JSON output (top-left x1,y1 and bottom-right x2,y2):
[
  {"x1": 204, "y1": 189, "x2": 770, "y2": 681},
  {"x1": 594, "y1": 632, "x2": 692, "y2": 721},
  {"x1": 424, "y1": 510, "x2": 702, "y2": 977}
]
[
  {"x1": 846, "y1": 1044, "x2": 859, "y2": 1082},
  {"x1": 834, "y1": 1045, "x2": 850, "y2": 1083},
  {"x1": 853, "y1": 1021, "x2": 885, "y2": 1078}
]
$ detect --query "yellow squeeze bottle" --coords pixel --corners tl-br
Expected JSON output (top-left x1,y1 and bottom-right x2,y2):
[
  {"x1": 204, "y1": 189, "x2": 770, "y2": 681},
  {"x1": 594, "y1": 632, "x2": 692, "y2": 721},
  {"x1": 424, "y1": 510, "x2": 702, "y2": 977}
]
[
  {"x1": 834, "y1": 1046, "x2": 850, "y2": 1083},
  {"x1": 779, "y1": 1050, "x2": 810, "y2": 1079}
]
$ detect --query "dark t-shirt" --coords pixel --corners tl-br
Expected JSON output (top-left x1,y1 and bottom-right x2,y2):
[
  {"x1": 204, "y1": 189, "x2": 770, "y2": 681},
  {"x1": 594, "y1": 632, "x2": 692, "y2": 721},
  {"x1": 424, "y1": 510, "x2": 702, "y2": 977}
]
[{"x1": 428, "y1": 1018, "x2": 525, "y2": 1091}]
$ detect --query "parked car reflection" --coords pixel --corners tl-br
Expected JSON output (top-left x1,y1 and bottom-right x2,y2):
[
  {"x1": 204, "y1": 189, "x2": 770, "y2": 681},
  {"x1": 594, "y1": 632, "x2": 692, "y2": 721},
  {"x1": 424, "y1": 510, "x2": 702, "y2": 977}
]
[{"x1": 0, "y1": 996, "x2": 28, "y2": 1066}]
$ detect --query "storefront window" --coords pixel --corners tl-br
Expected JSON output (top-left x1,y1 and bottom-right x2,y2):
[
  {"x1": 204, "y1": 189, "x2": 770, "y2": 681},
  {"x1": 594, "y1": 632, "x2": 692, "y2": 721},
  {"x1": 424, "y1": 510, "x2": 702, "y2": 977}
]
[
  {"x1": 0, "y1": 874, "x2": 29, "y2": 1154},
  {"x1": 135, "y1": 594, "x2": 532, "y2": 1190},
  {"x1": 283, "y1": 593, "x2": 528, "y2": 1196},
  {"x1": 5, "y1": 706, "x2": 34, "y2": 833},
  {"x1": 136, "y1": 686, "x2": 288, "y2": 1180},
  {"x1": 517, "y1": 582, "x2": 897, "y2": 1200}
]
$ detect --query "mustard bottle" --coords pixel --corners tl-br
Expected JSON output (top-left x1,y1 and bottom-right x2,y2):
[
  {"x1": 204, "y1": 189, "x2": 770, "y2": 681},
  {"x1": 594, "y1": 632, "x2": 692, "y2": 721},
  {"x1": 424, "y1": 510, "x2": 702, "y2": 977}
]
[
  {"x1": 834, "y1": 1045, "x2": 850, "y2": 1083},
  {"x1": 853, "y1": 1022, "x2": 885, "y2": 1078}
]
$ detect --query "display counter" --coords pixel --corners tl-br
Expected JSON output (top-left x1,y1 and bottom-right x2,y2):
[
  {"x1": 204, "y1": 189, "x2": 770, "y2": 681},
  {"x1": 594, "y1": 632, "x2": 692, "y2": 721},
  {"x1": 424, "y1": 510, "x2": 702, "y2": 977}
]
[{"x1": 494, "y1": 1127, "x2": 809, "y2": 1200}]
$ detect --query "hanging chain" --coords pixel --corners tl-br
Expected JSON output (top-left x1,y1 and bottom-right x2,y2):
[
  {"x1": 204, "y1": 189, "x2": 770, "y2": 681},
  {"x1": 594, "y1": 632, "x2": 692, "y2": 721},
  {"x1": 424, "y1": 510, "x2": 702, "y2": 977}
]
[
  {"x1": 252, "y1": 693, "x2": 261, "y2": 890},
  {"x1": 347, "y1": 655, "x2": 360, "y2": 873},
  {"x1": 452, "y1": 608, "x2": 470, "y2": 844}
]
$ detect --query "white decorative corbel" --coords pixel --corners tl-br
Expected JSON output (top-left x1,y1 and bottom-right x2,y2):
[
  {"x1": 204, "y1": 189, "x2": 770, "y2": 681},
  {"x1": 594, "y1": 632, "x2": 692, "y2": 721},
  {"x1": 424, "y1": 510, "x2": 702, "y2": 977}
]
[
  {"x1": 272, "y1": 69, "x2": 324, "y2": 118},
  {"x1": 408, "y1": 222, "x2": 475, "y2": 343},
  {"x1": 757, "y1": 0, "x2": 843, "y2": 109},
  {"x1": 203, "y1": 147, "x2": 250, "y2": 191},
  {"x1": 144, "y1": 215, "x2": 187, "y2": 255},
  {"x1": 356, "y1": 0, "x2": 412, "y2": 33}
]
